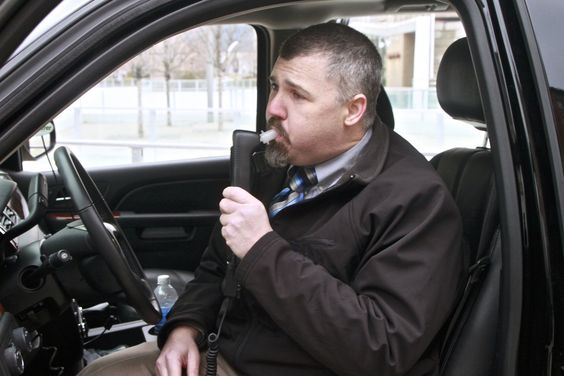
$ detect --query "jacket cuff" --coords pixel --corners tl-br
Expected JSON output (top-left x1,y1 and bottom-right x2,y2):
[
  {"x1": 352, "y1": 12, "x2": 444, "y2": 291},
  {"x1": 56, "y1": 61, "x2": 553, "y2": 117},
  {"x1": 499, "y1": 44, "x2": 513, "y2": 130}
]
[
  {"x1": 156, "y1": 320, "x2": 207, "y2": 350},
  {"x1": 235, "y1": 231, "x2": 282, "y2": 284}
]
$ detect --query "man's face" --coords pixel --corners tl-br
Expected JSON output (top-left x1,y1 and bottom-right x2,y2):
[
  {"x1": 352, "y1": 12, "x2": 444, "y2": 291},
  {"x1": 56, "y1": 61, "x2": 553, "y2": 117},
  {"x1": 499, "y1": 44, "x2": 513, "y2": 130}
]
[{"x1": 265, "y1": 53, "x2": 351, "y2": 167}]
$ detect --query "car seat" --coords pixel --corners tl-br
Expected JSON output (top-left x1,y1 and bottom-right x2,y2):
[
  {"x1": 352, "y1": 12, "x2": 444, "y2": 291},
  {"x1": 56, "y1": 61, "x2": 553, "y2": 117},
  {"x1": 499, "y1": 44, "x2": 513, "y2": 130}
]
[{"x1": 431, "y1": 37, "x2": 501, "y2": 376}]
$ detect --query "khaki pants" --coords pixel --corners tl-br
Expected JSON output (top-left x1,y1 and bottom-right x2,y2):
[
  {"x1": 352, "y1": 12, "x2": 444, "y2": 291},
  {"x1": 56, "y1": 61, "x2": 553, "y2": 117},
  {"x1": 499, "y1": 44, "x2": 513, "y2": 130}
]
[{"x1": 78, "y1": 341, "x2": 239, "y2": 376}]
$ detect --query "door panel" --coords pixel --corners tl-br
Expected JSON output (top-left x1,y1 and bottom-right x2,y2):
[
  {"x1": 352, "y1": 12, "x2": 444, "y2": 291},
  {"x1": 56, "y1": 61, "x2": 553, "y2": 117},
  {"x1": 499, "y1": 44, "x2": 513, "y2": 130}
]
[{"x1": 20, "y1": 157, "x2": 230, "y2": 273}]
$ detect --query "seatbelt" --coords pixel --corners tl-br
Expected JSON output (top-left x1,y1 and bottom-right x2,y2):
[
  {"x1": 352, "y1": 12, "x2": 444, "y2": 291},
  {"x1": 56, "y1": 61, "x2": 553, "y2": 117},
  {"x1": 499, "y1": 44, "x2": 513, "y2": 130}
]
[
  {"x1": 439, "y1": 232, "x2": 498, "y2": 373},
  {"x1": 206, "y1": 130, "x2": 260, "y2": 376},
  {"x1": 439, "y1": 186, "x2": 499, "y2": 375}
]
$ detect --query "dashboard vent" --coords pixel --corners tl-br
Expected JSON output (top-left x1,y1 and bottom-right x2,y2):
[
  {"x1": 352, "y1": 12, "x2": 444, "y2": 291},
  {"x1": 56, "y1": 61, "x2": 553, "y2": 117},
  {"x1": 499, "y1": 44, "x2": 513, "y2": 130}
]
[{"x1": 0, "y1": 207, "x2": 18, "y2": 232}]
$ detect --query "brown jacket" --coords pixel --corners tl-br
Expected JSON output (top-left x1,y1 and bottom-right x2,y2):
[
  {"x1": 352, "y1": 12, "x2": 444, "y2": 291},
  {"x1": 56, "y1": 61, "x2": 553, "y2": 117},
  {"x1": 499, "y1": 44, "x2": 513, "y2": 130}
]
[{"x1": 158, "y1": 121, "x2": 464, "y2": 376}]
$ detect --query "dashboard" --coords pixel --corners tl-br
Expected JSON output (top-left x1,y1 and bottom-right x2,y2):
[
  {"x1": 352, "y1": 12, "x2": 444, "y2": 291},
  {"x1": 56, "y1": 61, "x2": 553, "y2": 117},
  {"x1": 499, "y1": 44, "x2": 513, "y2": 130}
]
[
  {"x1": 0, "y1": 172, "x2": 61, "y2": 376},
  {"x1": 0, "y1": 312, "x2": 40, "y2": 376},
  {"x1": 0, "y1": 173, "x2": 26, "y2": 258},
  {"x1": 0, "y1": 172, "x2": 47, "y2": 258}
]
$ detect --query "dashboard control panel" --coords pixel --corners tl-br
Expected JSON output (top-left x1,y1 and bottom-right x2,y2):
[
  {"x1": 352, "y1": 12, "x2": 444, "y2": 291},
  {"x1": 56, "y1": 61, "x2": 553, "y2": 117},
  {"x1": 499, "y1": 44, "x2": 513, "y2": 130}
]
[{"x1": 0, "y1": 312, "x2": 40, "y2": 376}]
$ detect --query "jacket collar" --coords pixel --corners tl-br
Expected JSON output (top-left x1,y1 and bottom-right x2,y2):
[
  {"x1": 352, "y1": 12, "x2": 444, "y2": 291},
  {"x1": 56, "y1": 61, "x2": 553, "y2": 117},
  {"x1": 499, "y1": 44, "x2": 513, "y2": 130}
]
[{"x1": 335, "y1": 118, "x2": 390, "y2": 187}]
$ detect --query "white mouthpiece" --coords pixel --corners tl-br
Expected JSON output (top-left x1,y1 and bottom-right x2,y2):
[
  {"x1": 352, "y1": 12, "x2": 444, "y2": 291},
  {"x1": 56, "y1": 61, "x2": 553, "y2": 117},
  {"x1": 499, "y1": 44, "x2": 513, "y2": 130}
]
[{"x1": 259, "y1": 129, "x2": 278, "y2": 144}]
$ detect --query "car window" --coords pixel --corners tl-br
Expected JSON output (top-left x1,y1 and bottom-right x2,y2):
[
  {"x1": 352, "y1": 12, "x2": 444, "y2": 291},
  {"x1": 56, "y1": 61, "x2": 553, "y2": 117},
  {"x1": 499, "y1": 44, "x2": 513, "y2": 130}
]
[
  {"x1": 24, "y1": 24, "x2": 257, "y2": 170},
  {"x1": 348, "y1": 15, "x2": 485, "y2": 158}
]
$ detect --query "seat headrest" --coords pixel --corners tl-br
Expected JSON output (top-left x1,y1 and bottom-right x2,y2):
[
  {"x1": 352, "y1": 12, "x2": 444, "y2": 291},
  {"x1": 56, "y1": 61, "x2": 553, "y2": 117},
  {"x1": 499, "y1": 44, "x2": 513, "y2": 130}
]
[
  {"x1": 437, "y1": 38, "x2": 485, "y2": 129},
  {"x1": 377, "y1": 85, "x2": 394, "y2": 129}
]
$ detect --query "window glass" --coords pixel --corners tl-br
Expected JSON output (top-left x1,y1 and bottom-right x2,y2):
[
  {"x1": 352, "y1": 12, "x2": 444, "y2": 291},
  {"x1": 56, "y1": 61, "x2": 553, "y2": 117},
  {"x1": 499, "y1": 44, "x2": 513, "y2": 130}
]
[
  {"x1": 24, "y1": 25, "x2": 257, "y2": 170},
  {"x1": 349, "y1": 15, "x2": 484, "y2": 158}
]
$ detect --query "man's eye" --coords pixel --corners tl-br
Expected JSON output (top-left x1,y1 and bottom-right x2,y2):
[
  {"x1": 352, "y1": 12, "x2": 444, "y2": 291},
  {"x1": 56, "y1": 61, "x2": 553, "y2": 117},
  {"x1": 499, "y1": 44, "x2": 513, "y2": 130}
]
[
  {"x1": 270, "y1": 82, "x2": 278, "y2": 91},
  {"x1": 291, "y1": 91, "x2": 304, "y2": 100}
]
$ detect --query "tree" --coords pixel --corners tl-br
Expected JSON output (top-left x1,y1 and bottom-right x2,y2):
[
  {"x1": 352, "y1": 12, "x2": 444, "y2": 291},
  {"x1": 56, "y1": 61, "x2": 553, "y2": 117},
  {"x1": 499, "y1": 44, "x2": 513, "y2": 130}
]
[
  {"x1": 127, "y1": 52, "x2": 151, "y2": 138},
  {"x1": 199, "y1": 25, "x2": 242, "y2": 131},
  {"x1": 151, "y1": 37, "x2": 194, "y2": 126}
]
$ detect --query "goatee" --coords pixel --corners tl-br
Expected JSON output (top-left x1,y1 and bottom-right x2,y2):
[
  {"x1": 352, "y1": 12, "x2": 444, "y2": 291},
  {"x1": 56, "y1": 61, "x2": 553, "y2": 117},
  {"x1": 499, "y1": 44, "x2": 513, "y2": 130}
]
[
  {"x1": 264, "y1": 118, "x2": 289, "y2": 168},
  {"x1": 265, "y1": 142, "x2": 289, "y2": 168}
]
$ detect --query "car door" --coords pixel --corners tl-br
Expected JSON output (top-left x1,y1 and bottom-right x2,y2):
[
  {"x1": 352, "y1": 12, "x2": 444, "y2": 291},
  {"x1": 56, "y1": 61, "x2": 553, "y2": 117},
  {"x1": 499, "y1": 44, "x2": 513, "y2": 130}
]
[
  {"x1": 10, "y1": 20, "x2": 263, "y2": 274},
  {"x1": 40, "y1": 158, "x2": 230, "y2": 273}
]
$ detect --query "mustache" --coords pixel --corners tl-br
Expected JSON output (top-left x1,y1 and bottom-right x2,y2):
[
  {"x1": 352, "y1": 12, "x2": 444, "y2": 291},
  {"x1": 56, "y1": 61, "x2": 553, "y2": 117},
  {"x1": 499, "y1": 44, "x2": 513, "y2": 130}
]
[{"x1": 266, "y1": 118, "x2": 287, "y2": 138}]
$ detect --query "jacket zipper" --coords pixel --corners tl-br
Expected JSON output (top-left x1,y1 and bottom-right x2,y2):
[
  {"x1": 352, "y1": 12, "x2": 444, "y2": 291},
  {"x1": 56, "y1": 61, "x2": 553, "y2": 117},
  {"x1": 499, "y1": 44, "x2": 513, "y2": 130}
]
[{"x1": 233, "y1": 308, "x2": 257, "y2": 367}]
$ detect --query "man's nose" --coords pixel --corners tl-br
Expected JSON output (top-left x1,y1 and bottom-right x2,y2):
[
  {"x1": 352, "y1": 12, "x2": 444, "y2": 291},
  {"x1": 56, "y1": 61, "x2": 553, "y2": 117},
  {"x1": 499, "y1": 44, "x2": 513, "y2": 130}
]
[{"x1": 266, "y1": 92, "x2": 287, "y2": 120}]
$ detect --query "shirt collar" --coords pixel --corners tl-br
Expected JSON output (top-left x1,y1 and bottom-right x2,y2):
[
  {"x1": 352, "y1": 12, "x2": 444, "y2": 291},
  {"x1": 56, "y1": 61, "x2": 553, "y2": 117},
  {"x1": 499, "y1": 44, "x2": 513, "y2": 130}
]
[{"x1": 307, "y1": 127, "x2": 373, "y2": 196}]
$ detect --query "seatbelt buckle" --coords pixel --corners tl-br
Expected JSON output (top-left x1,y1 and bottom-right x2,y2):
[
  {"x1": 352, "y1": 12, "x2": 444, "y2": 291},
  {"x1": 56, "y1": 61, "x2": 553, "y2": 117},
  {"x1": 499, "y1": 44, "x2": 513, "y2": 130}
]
[{"x1": 468, "y1": 256, "x2": 490, "y2": 284}]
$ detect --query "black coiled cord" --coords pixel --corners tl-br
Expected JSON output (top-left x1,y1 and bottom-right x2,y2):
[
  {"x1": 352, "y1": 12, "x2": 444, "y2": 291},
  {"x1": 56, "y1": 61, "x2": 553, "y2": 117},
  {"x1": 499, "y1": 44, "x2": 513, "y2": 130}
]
[
  {"x1": 205, "y1": 297, "x2": 231, "y2": 376},
  {"x1": 205, "y1": 332, "x2": 220, "y2": 376},
  {"x1": 206, "y1": 253, "x2": 239, "y2": 376}
]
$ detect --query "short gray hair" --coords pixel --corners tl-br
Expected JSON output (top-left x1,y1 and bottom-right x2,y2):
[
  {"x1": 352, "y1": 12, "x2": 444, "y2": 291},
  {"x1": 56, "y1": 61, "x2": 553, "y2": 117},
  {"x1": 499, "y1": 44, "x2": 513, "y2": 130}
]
[{"x1": 279, "y1": 23, "x2": 383, "y2": 128}]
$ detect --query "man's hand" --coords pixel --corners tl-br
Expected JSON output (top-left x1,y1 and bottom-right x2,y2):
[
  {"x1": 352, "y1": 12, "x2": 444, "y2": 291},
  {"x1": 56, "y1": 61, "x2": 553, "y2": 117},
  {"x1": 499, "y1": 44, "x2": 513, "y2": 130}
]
[
  {"x1": 219, "y1": 186, "x2": 273, "y2": 259},
  {"x1": 155, "y1": 326, "x2": 200, "y2": 376}
]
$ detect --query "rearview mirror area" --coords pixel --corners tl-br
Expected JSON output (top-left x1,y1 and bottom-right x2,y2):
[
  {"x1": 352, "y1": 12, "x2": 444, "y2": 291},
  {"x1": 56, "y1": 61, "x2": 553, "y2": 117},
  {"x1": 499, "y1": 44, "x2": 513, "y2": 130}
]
[{"x1": 21, "y1": 121, "x2": 56, "y2": 161}]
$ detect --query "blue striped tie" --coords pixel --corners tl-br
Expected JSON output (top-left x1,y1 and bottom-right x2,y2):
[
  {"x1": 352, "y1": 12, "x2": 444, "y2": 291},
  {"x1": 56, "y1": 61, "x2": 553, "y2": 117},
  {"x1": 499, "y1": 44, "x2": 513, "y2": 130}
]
[{"x1": 269, "y1": 167, "x2": 317, "y2": 218}]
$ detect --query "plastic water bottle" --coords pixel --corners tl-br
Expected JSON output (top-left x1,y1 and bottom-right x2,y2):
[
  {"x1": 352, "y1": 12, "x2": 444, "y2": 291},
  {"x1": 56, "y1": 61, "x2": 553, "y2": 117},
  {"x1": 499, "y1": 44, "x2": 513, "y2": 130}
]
[{"x1": 154, "y1": 275, "x2": 178, "y2": 333}]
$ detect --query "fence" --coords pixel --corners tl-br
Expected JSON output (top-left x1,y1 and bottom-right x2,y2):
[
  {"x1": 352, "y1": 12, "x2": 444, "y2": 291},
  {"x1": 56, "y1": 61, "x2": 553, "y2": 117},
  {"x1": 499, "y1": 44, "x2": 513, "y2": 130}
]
[{"x1": 21, "y1": 81, "x2": 484, "y2": 170}]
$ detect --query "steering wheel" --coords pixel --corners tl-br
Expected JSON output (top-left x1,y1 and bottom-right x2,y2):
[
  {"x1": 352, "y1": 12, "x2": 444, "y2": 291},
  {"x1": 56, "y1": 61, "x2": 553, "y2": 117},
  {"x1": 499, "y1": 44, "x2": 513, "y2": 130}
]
[{"x1": 54, "y1": 146, "x2": 161, "y2": 324}]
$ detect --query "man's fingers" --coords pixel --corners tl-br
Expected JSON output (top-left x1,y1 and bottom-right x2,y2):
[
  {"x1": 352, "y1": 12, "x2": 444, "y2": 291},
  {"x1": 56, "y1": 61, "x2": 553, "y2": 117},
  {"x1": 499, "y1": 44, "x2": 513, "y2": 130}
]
[
  {"x1": 186, "y1": 349, "x2": 200, "y2": 376},
  {"x1": 220, "y1": 221, "x2": 228, "y2": 237},
  {"x1": 156, "y1": 326, "x2": 202, "y2": 376},
  {"x1": 155, "y1": 351, "x2": 182, "y2": 376},
  {"x1": 219, "y1": 197, "x2": 238, "y2": 214},
  {"x1": 166, "y1": 357, "x2": 183, "y2": 376},
  {"x1": 223, "y1": 186, "x2": 254, "y2": 203},
  {"x1": 220, "y1": 220, "x2": 236, "y2": 244},
  {"x1": 154, "y1": 353, "x2": 167, "y2": 376},
  {"x1": 219, "y1": 213, "x2": 227, "y2": 226}
]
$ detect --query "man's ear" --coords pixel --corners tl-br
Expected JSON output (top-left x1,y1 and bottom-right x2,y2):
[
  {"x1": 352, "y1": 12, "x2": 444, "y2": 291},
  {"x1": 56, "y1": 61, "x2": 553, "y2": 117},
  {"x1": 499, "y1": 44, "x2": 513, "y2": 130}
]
[{"x1": 344, "y1": 94, "x2": 367, "y2": 127}]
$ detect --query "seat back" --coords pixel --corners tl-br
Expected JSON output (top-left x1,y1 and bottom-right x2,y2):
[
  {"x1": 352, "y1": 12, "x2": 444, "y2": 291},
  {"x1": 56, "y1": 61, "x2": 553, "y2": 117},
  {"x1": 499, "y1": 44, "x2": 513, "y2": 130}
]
[
  {"x1": 376, "y1": 85, "x2": 394, "y2": 129},
  {"x1": 431, "y1": 38, "x2": 500, "y2": 376}
]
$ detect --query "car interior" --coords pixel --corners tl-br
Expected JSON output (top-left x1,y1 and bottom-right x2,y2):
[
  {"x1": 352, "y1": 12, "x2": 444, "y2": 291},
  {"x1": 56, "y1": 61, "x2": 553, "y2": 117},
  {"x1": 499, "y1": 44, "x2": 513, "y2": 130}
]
[{"x1": 0, "y1": 0, "x2": 554, "y2": 375}]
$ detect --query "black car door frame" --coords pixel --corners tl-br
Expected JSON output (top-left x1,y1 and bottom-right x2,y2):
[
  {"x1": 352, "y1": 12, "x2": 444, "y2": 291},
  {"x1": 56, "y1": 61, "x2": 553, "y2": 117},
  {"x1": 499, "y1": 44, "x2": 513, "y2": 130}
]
[{"x1": 0, "y1": 0, "x2": 63, "y2": 66}]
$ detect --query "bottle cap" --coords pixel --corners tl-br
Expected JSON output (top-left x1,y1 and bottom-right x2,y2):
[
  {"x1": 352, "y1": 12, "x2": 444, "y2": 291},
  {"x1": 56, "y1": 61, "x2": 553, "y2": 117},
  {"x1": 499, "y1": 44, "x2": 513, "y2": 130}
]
[{"x1": 157, "y1": 275, "x2": 170, "y2": 285}]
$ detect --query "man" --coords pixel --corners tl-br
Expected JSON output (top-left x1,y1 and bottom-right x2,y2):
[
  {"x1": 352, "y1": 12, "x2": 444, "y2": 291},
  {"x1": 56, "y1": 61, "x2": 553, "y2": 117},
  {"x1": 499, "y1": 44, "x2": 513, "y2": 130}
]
[{"x1": 81, "y1": 23, "x2": 463, "y2": 376}]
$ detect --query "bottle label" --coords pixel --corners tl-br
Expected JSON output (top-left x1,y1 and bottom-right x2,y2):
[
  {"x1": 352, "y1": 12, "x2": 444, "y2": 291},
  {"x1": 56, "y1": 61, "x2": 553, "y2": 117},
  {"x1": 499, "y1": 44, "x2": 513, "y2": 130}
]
[{"x1": 155, "y1": 306, "x2": 172, "y2": 333}]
